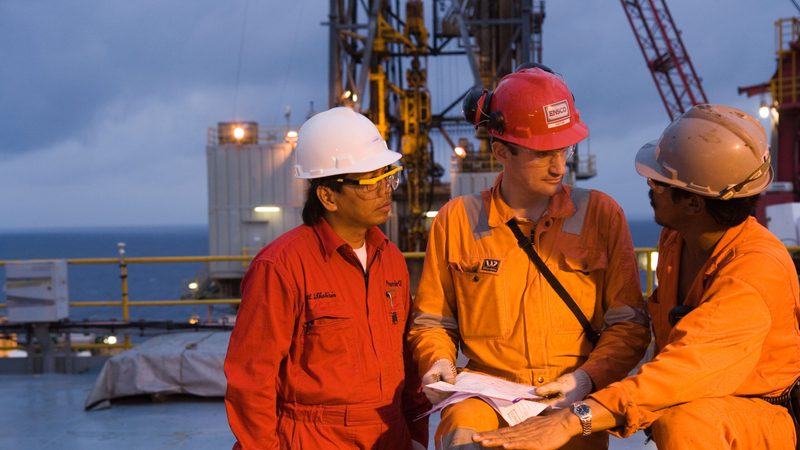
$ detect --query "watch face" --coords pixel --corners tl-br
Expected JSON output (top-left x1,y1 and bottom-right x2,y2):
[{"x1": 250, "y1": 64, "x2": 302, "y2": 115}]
[{"x1": 574, "y1": 403, "x2": 590, "y2": 417}]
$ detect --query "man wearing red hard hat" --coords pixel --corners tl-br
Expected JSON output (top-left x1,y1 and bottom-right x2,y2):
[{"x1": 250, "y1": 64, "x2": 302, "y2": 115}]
[{"x1": 408, "y1": 65, "x2": 650, "y2": 449}]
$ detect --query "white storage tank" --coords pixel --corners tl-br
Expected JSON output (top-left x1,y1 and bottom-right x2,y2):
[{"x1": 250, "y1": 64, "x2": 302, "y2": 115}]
[
  {"x1": 450, "y1": 150, "x2": 501, "y2": 198},
  {"x1": 4, "y1": 260, "x2": 69, "y2": 323},
  {"x1": 207, "y1": 122, "x2": 305, "y2": 290}
]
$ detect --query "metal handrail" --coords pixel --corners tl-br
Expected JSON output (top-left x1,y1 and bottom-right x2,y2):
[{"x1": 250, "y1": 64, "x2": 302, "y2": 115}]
[
  {"x1": 2, "y1": 246, "x2": 797, "y2": 352},
  {"x1": 0, "y1": 249, "x2": 656, "y2": 309}
]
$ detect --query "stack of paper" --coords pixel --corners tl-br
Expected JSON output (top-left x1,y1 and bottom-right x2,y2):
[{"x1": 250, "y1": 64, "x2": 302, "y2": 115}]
[{"x1": 421, "y1": 372, "x2": 549, "y2": 426}]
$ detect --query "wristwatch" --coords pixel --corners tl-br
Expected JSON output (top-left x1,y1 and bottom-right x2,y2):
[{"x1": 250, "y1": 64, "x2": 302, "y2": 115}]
[{"x1": 571, "y1": 401, "x2": 592, "y2": 436}]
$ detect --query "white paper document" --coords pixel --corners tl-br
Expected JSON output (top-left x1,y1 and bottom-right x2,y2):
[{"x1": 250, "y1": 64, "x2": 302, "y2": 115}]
[{"x1": 421, "y1": 372, "x2": 549, "y2": 426}]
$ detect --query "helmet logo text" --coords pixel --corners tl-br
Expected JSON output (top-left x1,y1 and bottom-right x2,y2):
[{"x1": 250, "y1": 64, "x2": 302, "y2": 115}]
[{"x1": 544, "y1": 100, "x2": 571, "y2": 129}]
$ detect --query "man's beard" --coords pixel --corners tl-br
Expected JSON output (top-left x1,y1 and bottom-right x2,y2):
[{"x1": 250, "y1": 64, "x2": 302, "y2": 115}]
[{"x1": 648, "y1": 189, "x2": 672, "y2": 229}]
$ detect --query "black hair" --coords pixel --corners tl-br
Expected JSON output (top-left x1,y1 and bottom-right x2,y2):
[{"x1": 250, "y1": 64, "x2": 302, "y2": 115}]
[
  {"x1": 670, "y1": 189, "x2": 759, "y2": 227},
  {"x1": 301, "y1": 176, "x2": 343, "y2": 226}
]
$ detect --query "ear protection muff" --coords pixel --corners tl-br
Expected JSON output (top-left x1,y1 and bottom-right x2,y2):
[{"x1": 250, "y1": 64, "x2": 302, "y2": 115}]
[
  {"x1": 483, "y1": 90, "x2": 505, "y2": 134},
  {"x1": 461, "y1": 87, "x2": 505, "y2": 134},
  {"x1": 462, "y1": 87, "x2": 484, "y2": 125}
]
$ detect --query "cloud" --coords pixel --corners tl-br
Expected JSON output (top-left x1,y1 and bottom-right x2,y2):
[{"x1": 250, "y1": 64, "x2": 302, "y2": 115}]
[{"x1": 0, "y1": 0, "x2": 794, "y2": 228}]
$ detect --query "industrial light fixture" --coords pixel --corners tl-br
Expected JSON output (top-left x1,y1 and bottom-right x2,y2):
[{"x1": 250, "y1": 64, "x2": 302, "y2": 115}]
[
  {"x1": 285, "y1": 130, "x2": 298, "y2": 144},
  {"x1": 759, "y1": 100, "x2": 770, "y2": 119},
  {"x1": 453, "y1": 146, "x2": 467, "y2": 158},
  {"x1": 103, "y1": 335, "x2": 118, "y2": 345},
  {"x1": 188, "y1": 282, "x2": 199, "y2": 291},
  {"x1": 233, "y1": 125, "x2": 246, "y2": 140},
  {"x1": 254, "y1": 205, "x2": 281, "y2": 213},
  {"x1": 425, "y1": 210, "x2": 438, "y2": 218}
]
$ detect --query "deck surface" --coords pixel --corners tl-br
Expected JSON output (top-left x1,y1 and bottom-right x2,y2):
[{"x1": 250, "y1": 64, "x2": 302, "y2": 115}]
[{"x1": 0, "y1": 371, "x2": 656, "y2": 449}]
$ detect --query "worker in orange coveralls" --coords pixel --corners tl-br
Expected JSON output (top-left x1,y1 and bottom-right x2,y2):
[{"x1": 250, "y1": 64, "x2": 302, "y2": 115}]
[
  {"x1": 224, "y1": 106, "x2": 429, "y2": 450},
  {"x1": 473, "y1": 104, "x2": 800, "y2": 450},
  {"x1": 408, "y1": 64, "x2": 651, "y2": 450}
]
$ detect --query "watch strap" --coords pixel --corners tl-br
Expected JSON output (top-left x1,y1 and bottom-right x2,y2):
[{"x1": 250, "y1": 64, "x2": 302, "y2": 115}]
[{"x1": 572, "y1": 401, "x2": 592, "y2": 436}]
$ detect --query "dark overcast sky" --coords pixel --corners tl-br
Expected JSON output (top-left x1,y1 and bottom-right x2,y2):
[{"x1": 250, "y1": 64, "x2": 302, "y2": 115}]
[{"x1": 0, "y1": 1, "x2": 794, "y2": 230}]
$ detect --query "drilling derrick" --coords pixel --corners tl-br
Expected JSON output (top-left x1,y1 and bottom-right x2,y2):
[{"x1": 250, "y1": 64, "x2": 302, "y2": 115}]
[
  {"x1": 398, "y1": 2, "x2": 433, "y2": 251},
  {"x1": 328, "y1": 0, "x2": 434, "y2": 251},
  {"x1": 328, "y1": 1, "x2": 572, "y2": 251}
]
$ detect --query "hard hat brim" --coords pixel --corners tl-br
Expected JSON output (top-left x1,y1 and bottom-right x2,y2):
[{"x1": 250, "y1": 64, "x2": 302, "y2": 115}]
[
  {"x1": 635, "y1": 139, "x2": 774, "y2": 198},
  {"x1": 496, "y1": 119, "x2": 588, "y2": 151},
  {"x1": 634, "y1": 140, "x2": 669, "y2": 182},
  {"x1": 295, "y1": 147, "x2": 402, "y2": 179}
]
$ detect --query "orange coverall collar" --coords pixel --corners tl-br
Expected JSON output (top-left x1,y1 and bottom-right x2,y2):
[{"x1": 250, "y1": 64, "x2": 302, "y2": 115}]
[
  {"x1": 666, "y1": 216, "x2": 752, "y2": 281},
  {"x1": 487, "y1": 173, "x2": 578, "y2": 228},
  {"x1": 313, "y1": 218, "x2": 389, "y2": 261}
]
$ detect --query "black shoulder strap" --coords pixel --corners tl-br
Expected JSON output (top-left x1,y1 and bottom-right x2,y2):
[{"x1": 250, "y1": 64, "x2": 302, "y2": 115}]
[{"x1": 506, "y1": 219, "x2": 600, "y2": 345}]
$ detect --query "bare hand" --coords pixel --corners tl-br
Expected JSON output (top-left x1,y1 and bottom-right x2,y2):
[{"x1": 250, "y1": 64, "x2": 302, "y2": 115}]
[{"x1": 471, "y1": 408, "x2": 577, "y2": 449}]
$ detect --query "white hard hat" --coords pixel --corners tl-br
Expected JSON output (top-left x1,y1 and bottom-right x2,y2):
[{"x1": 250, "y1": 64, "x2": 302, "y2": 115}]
[
  {"x1": 635, "y1": 104, "x2": 773, "y2": 199},
  {"x1": 294, "y1": 107, "x2": 401, "y2": 179}
]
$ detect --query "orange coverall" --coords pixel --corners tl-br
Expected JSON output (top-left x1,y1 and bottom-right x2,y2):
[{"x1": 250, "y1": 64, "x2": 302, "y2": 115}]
[
  {"x1": 591, "y1": 216, "x2": 800, "y2": 449},
  {"x1": 225, "y1": 219, "x2": 429, "y2": 450},
  {"x1": 409, "y1": 176, "x2": 650, "y2": 449}
]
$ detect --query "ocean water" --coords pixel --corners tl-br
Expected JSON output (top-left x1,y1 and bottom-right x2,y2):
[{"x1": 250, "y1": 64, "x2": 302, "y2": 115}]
[
  {"x1": 0, "y1": 220, "x2": 661, "y2": 323},
  {"x1": 0, "y1": 225, "x2": 209, "y2": 323}
]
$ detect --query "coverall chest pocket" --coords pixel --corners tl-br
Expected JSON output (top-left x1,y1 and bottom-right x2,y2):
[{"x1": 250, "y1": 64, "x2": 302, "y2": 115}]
[
  {"x1": 382, "y1": 288, "x2": 406, "y2": 374},
  {"x1": 302, "y1": 300, "x2": 363, "y2": 386},
  {"x1": 553, "y1": 247, "x2": 607, "y2": 333},
  {"x1": 449, "y1": 259, "x2": 508, "y2": 339}
]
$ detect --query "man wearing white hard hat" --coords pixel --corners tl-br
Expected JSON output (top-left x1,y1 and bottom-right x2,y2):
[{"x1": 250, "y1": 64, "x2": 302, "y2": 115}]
[
  {"x1": 474, "y1": 104, "x2": 800, "y2": 450},
  {"x1": 225, "y1": 107, "x2": 429, "y2": 450}
]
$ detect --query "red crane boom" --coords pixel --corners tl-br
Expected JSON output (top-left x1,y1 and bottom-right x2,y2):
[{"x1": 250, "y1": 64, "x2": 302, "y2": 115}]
[{"x1": 621, "y1": 0, "x2": 708, "y2": 120}]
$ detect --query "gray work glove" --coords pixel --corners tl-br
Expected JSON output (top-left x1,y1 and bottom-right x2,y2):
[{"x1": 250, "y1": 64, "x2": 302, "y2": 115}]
[
  {"x1": 421, "y1": 358, "x2": 457, "y2": 404},
  {"x1": 535, "y1": 368, "x2": 592, "y2": 409}
]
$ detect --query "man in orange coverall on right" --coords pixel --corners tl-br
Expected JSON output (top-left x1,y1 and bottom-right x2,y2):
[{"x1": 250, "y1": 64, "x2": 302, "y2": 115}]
[
  {"x1": 408, "y1": 65, "x2": 651, "y2": 449},
  {"x1": 224, "y1": 107, "x2": 429, "y2": 450},
  {"x1": 474, "y1": 104, "x2": 800, "y2": 449}
]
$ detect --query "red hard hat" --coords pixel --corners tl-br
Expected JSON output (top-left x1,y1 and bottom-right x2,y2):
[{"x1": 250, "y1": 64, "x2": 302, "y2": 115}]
[{"x1": 472, "y1": 68, "x2": 589, "y2": 151}]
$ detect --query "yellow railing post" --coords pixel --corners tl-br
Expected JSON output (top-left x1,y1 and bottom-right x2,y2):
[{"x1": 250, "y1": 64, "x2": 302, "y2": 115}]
[{"x1": 117, "y1": 242, "x2": 131, "y2": 349}]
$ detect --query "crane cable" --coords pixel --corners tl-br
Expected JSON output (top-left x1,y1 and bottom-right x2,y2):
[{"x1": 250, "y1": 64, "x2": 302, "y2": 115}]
[
  {"x1": 274, "y1": 0, "x2": 309, "y2": 126},
  {"x1": 232, "y1": 0, "x2": 251, "y2": 121}
]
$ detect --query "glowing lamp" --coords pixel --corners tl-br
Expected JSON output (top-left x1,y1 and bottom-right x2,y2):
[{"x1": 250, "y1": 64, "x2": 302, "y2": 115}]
[
  {"x1": 759, "y1": 102, "x2": 770, "y2": 119},
  {"x1": 233, "y1": 126, "x2": 246, "y2": 140},
  {"x1": 254, "y1": 205, "x2": 281, "y2": 213}
]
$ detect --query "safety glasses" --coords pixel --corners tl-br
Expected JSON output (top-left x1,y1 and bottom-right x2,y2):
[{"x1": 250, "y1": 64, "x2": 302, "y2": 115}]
[
  {"x1": 335, "y1": 165, "x2": 403, "y2": 197},
  {"x1": 507, "y1": 143, "x2": 574, "y2": 167},
  {"x1": 647, "y1": 178, "x2": 670, "y2": 194}
]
